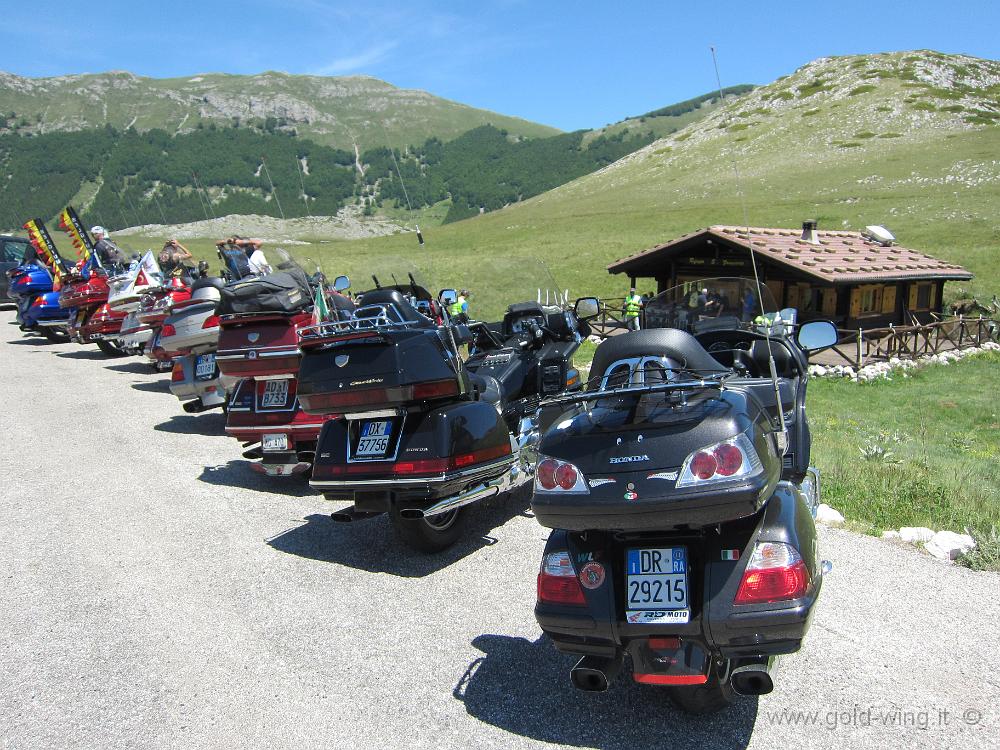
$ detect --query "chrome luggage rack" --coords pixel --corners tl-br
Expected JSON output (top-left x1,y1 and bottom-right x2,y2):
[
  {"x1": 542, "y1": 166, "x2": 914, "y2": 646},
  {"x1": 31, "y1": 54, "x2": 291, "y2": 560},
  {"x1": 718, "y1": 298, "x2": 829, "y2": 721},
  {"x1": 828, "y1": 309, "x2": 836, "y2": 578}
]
[{"x1": 298, "y1": 303, "x2": 422, "y2": 342}]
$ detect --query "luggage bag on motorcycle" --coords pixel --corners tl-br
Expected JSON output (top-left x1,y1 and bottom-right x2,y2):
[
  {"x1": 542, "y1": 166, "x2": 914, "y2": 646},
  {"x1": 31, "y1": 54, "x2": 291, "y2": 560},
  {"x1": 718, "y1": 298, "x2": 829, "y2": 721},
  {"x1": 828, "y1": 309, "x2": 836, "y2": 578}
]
[{"x1": 218, "y1": 270, "x2": 311, "y2": 315}]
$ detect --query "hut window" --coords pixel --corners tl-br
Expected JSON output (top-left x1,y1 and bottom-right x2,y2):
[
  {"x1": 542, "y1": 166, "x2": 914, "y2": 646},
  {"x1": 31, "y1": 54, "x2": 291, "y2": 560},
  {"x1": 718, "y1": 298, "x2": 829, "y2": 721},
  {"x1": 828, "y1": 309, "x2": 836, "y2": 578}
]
[
  {"x1": 860, "y1": 286, "x2": 880, "y2": 314},
  {"x1": 916, "y1": 284, "x2": 932, "y2": 309}
]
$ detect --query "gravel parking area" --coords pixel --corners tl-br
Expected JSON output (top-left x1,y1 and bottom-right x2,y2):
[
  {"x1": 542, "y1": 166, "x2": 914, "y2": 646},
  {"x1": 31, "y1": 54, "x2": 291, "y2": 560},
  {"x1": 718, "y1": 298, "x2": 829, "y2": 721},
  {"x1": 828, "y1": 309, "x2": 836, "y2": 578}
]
[{"x1": 1, "y1": 309, "x2": 997, "y2": 749}]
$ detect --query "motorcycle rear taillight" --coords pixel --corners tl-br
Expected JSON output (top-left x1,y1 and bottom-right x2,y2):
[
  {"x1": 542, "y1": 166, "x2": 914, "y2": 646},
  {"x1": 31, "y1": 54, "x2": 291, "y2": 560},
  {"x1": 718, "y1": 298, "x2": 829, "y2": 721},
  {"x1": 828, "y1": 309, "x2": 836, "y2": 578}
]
[
  {"x1": 537, "y1": 551, "x2": 586, "y2": 606},
  {"x1": 171, "y1": 363, "x2": 185, "y2": 382},
  {"x1": 734, "y1": 542, "x2": 809, "y2": 604},
  {"x1": 203, "y1": 314, "x2": 220, "y2": 329},
  {"x1": 32, "y1": 296, "x2": 46, "y2": 307},
  {"x1": 677, "y1": 433, "x2": 763, "y2": 488},
  {"x1": 161, "y1": 323, "x2": 177, "y2": 337},
  {"x1": 306, "y1": 378, "x2": 459, "y2": 411},
  {"x1": 535, "y1": 457, "x2": 589, "y2": 494}
]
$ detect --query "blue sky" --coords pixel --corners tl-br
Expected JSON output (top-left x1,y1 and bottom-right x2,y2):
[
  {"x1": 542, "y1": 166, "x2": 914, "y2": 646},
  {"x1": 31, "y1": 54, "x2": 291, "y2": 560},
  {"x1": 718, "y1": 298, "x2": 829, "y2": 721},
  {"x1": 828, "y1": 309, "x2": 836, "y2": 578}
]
[{"x1": 8, "y1": 0, "x2": 998, "y2": 131}]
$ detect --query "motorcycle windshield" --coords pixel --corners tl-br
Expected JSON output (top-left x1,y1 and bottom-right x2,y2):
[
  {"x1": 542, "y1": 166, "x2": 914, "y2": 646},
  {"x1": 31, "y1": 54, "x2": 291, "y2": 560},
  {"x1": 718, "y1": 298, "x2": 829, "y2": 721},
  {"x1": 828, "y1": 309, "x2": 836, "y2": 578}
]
[{"x1": 643, "y1": 277, "x2": 787, "y2": 336}]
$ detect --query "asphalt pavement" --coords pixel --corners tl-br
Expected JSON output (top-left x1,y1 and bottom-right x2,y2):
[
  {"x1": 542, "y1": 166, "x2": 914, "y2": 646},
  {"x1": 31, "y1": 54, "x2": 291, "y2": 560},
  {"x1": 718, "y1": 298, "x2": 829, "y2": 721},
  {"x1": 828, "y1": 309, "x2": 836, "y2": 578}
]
[{"x1": 1, "y1": 308, "x2": 997, "y2": 750}]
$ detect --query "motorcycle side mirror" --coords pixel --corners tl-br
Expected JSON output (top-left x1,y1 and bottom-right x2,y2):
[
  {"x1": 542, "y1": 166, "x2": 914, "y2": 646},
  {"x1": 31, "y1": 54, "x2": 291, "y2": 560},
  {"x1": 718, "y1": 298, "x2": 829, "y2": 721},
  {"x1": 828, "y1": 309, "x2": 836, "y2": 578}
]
[
  {"x1": 574, "y1": 297, "x2": 600, "y2": 320},
  {"x1": 797, "y1": 320, "x2": 838, "y2": 351},
  {"x1": 333, "y1": 275, "x2": 350, "y2": 292},
  {"x1": 440, "y1": 289, "x2": 457, "y2": 306},
  {"x1": 452, "y1": 324, "x2": 473, "y2": 345}
]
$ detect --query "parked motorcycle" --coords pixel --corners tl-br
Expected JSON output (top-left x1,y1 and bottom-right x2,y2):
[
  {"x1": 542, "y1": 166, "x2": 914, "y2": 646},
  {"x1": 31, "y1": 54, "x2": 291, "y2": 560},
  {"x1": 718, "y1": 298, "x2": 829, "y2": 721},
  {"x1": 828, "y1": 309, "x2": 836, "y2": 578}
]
[
  {"x1": 218, "y1": 251, "x2": 347, "y2": 476},
  {"x1": 6, "y1": 262, "x2": 71, "y2": 341},
  {"x1": 529, "y1": 276, "x2": 836, "y2": 713},
  {"x1": 300, "y1": 263, "x2": 591, "y2": 552},
  {"x1": 164, "y1": 272, "x2": 229, "y2": 413}
]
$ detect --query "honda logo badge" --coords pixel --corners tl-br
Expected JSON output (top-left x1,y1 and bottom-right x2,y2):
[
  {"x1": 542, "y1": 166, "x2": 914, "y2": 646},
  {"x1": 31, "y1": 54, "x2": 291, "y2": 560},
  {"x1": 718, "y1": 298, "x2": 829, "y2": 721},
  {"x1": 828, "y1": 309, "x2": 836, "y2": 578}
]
[{"x1": 247, "y1": 351, "x2": 258, "y2": 360}]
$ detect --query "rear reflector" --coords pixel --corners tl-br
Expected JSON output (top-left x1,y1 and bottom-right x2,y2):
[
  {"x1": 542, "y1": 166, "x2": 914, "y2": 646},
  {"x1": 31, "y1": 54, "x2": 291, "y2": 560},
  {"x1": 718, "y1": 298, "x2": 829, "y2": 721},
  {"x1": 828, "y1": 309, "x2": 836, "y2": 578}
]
[
  {"x1": 171, "y1": 363, "x2": 184, "y2": 382},
  {"x1": 318, "y1": 442, "x2": 510, "y2": 479},
  {"x1": 633, "y1": 673, "x2": 708, "y2": 686}
]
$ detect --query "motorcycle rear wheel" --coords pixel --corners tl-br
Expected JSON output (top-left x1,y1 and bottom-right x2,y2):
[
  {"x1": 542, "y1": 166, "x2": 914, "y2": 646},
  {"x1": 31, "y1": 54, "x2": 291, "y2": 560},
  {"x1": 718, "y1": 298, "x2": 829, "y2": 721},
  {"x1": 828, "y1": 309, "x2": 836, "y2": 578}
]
[
  {"x1": 390, "y1": 505, "x2": 467, "y2": 553},
  {"x1": 41, "y1": 327, "x2": 71, "y2": 343},
  {"x1": 666, "y1": 659, "x2": 736, "y2": 715},
  {"x1": 96, "y1": 339, "x2": 128, "y2": 357}
]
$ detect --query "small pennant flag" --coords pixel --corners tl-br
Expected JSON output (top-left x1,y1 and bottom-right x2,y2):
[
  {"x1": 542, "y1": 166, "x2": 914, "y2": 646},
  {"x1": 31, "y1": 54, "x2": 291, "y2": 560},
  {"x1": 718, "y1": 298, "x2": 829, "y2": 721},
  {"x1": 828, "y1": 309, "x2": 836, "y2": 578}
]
[{"x1": 312, "y1": 284, "x2": 330, "y2": 325}]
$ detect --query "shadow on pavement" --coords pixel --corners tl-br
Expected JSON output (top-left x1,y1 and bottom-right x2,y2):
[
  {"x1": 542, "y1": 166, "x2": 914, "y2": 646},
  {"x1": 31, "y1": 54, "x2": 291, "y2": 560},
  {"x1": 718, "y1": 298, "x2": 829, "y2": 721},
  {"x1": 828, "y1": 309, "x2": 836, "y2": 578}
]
[
  {"x1": 6, "y1": 336, "x2": 53, "y2": 346},
  {"x1": 154, "y1": 412, "x2": 227, "y2": 435},
  {"x1": 56, "y1": 349, "x2": 110, "y2": 361},
  {"x1": 199, "y1": 459, "x2": 316, "y2": 497},
  {"x1": 454, "y1": 634, "x2": 758, "y2": 749},
  {"x1": 106, "y1": 361, "x2": 158, "y2": 375},
  {"x1": 267, "y1": 486, "x2": 534, "y2": 578},
  {"x1": 131, "y1": 380, "x2": 173, "y2": 394}
]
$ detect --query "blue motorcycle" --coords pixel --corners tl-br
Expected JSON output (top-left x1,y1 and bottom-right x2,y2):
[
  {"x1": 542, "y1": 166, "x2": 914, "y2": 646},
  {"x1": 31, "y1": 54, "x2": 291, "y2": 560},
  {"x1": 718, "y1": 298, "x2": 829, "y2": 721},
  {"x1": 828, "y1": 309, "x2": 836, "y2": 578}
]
[{"x1": 6, "y1": 262, "x2": 72, "y2": 342}]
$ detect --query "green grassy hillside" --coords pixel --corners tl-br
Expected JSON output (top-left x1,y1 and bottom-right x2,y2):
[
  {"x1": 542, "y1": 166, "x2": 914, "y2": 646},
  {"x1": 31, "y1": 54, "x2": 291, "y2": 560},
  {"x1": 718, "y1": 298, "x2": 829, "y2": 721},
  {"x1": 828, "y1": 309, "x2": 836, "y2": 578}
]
[
  {"x1": 0, "y1": 70, "x2": 558, "y2": 151},
  {"x1": 310, "y1": 50, "x2": 1000, "y2": 310}
]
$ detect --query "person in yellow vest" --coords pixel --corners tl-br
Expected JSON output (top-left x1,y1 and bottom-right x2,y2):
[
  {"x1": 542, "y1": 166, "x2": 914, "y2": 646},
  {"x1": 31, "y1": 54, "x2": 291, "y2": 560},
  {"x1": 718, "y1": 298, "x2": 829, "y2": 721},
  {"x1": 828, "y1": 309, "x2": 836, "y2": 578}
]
[
  {"x1": 450, "y1": 289, "x2": 470, "y2": 323},
  {"x1": 624, "y1": 287, "x2": 643, "y2": 331}
]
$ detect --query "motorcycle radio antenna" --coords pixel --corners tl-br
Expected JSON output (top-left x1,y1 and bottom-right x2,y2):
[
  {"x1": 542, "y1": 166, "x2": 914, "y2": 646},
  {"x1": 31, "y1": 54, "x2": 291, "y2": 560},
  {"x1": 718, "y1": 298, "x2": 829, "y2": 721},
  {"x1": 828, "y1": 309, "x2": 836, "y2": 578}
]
[
  {"x1": 378, "y1": 121, "x2": 424, "y2": 246},
  {"x1": 709, "y1": 46, "x2": 788, "y2": 451}
]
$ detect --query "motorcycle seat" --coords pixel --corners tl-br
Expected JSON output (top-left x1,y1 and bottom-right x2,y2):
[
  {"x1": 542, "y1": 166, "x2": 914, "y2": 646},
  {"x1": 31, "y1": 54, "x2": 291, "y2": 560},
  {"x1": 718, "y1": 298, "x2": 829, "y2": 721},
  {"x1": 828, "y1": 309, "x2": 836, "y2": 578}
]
[
  {"x1": 359, "y1": 288, "x2": 434, "y2": 327},
  {"x1": 191, "y1": 275, "x2": 226, "y2": 293},
  {"x1": 750, "y1": 339, "x2": 796, "y2": 379}
]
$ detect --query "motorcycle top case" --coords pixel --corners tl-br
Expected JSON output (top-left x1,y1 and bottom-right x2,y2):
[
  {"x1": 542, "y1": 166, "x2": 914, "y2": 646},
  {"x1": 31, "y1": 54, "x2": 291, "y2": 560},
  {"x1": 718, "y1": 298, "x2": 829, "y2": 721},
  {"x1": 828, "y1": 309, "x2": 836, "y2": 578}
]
[
  {"x1": 297, "y1": 326, "x2": 462, "y2": 414},
  {"x1": 217, "y1": 269, "x2": 311, "y2": 316},
  {"x1": 531, "y1": 390, "x2": 782, "y2": 532},
  {"x1": 8, "y1": 264, "x2": 53, "y2": 296},
  {"x1": 59, "y1": 275, "x2": 109, "y2": 309}
]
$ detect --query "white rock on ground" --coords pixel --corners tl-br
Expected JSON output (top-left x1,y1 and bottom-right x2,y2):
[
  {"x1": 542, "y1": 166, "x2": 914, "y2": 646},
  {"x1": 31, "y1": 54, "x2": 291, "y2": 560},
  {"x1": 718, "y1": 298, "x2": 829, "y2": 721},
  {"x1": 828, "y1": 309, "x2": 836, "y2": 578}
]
[
  {"x1": 815, "y1": 503, "x2": 845, "y2": 525},
  {"x1": 899, "y1": 526, "x2": 936, "y2": 544},
  {"x1": 881, "y1": 530, "x2": 901, "y2": 540},
  {"x1": 924, "y1": 530, "x2": 977, "y2": 561}
]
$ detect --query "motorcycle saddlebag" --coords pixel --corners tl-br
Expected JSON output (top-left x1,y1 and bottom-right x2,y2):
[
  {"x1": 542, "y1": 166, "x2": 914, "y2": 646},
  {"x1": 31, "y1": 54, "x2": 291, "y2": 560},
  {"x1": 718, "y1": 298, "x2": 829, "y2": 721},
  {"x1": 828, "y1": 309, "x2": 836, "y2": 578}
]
[{"x1": 218, "y1": 271, "x2": 310, "y2": 315}]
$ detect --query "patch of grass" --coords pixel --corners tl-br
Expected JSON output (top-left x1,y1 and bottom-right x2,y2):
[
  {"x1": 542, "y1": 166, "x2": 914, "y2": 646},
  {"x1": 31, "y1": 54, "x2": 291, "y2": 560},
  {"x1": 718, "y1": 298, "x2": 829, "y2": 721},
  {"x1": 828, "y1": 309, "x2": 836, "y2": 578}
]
[
  {"x1": 849, "y1": 84, "x2": 878, "y2": 96},
  {"x1": 834, "y1": 141, "x2": 863, "y2": 148},
  {"x1": 802, "y1": 108, "x2": 821, "y2": 117},
  {"x1": 911, "y1": 101, "x2": 938, "y2": 112},
  {"x1": 797, "y1": 79, "x2": 832, "y2": 98},
  {"x1": 940, "y1": 104, "x2": 965, "y2": 113},
  {"x1": 810, "y1": 352, "x2": 1000, "y2": 567},
  {"x1": 674, "y1": 132, "x2": 692, "y2": 142},
  {"x1": 853, "y1": 131, "x2": 877, "y2": 139},
  {"x1": 652, "y1": 146, "x2": 672, "y2": 155},
  {"x1": 958, "y1": 527, "x2": 1000, "y2": 571},
  {"x1": 874, "y1": 105, "x2": 892, "y2": 112},
  {"x1": 727, "y1": 123, "x2": 751, "y2": 132},
  {"x1": 768, "y1": 90, "x2": 795, "y2": 102}
]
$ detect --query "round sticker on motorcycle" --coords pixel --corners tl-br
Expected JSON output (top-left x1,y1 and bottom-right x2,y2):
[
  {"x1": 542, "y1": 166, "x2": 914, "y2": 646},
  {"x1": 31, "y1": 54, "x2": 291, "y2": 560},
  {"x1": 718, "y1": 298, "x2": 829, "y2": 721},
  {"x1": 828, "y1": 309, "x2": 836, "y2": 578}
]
[{"x1": 579, "y1": 561, "x2": 606, "y2": 590}]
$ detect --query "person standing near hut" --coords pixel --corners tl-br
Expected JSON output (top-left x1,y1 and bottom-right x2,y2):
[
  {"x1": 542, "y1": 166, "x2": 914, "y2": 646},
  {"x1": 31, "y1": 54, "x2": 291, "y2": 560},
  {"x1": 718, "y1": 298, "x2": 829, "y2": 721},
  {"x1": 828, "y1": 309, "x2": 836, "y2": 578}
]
[{"x1": 624, "y1": 287, "x2": 643, "y2": 331}]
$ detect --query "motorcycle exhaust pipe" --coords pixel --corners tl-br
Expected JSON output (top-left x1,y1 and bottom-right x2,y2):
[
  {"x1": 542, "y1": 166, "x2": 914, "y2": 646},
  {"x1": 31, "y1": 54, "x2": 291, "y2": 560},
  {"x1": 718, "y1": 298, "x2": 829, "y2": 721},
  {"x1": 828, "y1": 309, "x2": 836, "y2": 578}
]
[
  {"x1": 399, "y1": 464, "x2": 527, "y2": 520},
  {"x1": 330, "y1": 506, "x2": 383, "y2": 523},
  {"x1": 570, "y1": 655, "x2": 623, "y2": 692},
  {"x1": 730, "y1": 656, "x2": 777, "y2": 696},
  {"x1": 183, "y1": 398, "x2": 223, "y2": 413}
]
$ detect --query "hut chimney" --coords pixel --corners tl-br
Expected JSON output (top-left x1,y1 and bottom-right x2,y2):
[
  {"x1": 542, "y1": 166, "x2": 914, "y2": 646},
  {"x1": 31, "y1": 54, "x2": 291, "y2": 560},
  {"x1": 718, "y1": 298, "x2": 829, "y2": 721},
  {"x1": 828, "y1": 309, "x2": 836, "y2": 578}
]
[{"x1": 801, "y1": 220, "x2": 819, "y2": 244}]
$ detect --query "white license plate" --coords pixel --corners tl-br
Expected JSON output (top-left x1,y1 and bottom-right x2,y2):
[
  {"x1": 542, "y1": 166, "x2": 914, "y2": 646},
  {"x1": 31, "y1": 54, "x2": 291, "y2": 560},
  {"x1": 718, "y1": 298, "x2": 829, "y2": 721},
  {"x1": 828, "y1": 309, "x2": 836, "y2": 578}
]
[
  {"x1": 195, "y1": 353, "x2": 216, "y2": 380},
  {"x1": 355, "y1": 420, "x2": 392, "y2": 457},
  {"x1": 262, "y1": 433, "x2": 288, "y2": 452},
  {"x1": 261, "y1": 379, "x2": 289, "y2": 407},
  {"x1": 625, "y1": 547, "x2": 689, "y2": 615}
]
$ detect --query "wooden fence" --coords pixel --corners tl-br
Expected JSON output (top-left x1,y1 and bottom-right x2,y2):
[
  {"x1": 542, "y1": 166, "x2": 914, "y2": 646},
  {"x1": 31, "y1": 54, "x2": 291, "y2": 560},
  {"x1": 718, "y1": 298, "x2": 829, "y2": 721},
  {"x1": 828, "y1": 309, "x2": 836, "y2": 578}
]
[
  {"x1": 824, "y1": 316, "x2": 999, "y2": 368},
  {"x1": 589, "y1": 299, "x2": 998, "y2": 368}
]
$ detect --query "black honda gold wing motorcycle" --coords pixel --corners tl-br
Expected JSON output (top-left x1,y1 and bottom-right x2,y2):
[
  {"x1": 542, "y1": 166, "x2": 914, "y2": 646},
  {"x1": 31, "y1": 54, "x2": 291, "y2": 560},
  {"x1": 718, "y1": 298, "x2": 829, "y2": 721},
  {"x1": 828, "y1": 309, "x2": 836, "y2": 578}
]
[
  {"x1": 530, "y1": 278, "x2": 837, "y2": 713},
  {"x1": 297, "y1": 274, "x2": 594, "y2": 552}
]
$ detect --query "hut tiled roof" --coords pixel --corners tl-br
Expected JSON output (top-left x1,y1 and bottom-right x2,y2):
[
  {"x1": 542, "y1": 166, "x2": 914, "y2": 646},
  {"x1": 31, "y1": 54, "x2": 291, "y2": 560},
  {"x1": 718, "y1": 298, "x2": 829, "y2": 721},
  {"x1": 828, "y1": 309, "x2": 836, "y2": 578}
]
[{"x1": 607, "y1": 226, "x2": 973, "y2": 283}]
